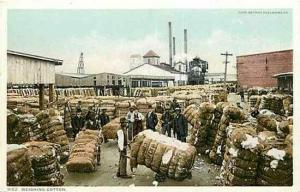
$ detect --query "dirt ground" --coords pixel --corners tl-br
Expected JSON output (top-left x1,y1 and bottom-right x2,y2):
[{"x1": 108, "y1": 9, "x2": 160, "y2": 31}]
[
  {"x1": 61, "y1": 93, "x2": 246, "y2": 186},
  {"x1": 61, "y1": 140, "x2": 221, "y2": 186}
]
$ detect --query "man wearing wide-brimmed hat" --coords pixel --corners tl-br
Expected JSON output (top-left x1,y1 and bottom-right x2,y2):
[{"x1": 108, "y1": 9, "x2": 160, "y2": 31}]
[{"x1": 116, "y1": 117, "x2": 132, "y2": 178}]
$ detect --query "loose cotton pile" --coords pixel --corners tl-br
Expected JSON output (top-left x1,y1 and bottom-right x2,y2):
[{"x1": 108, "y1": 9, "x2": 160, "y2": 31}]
[
  {"x1": 7, "y1": 144, "x2": 34, "y2": 186},
  {"x1": 25, "y1": 141, "x2": 64, "y2": 186},
  {"x1": 130, "y1": 130, "x2": 197, "y2": 181},
  {"x1": 66, "y1": 130, "x2": 102, "y2": 172},
  {"x1": 221, "y1": 124, "x2": 260, "y2": 186}
]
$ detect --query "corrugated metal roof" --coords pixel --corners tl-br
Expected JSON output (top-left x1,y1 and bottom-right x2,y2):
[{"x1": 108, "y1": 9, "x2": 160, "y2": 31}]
[
  {"x1": 143, "y1": 50, "x2": 160, "y2": 58},
  {"x1": 7, "y1": 50, "x2": 63, "y2": 65},
  {"x1": 56, "y1": 73, "x2": 91, "y2": 79}
]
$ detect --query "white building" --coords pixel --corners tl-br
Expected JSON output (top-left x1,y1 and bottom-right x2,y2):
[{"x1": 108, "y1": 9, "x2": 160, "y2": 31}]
[
  {"x1": 124, "y1": 63, "x2": 187, "y2": 87},
  {"x1": 174, "y1": 61, "x2": 187, "y2": 73},
  {"x1": 143, "y1": 50, "x2": 160, "y2": 65},
  {"x1": 129, "y1": 54, "x2": 142, "y2": 69}
]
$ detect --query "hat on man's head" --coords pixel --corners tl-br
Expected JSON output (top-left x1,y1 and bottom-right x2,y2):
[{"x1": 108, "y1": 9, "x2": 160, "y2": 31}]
[
  {"x1": 76, "y1": 108, "x2": 82, "y2": 113},
  {"x1": 120, "y1": 117, "x2": 127, "y2": 123}
]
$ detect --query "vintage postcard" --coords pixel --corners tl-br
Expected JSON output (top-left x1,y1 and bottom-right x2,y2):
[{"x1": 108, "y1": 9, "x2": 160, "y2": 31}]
[{"x1": 1, "y1": 0, "x2": 299, "y2": 191}]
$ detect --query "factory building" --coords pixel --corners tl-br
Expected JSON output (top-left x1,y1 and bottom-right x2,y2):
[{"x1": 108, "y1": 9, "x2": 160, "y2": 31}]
[
  {"x1": 236, "y1": 49, "x2": 293, "y2": 88},
  {"x1": 7, "y1": 50, "x2": 63, "y2": 109}
]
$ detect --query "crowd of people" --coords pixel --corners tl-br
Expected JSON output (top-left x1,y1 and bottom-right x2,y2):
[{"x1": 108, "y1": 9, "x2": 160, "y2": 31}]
[{"x1": 66, "y1": 98, "x2": 189, "y2": 179}]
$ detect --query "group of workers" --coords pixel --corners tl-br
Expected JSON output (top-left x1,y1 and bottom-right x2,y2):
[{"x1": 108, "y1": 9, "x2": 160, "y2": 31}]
[{"x1": 66, "y1": 98, "x2": 189, "y2": 179}]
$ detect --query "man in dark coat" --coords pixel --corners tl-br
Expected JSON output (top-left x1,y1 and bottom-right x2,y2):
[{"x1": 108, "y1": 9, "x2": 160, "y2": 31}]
[
  {"x1": 145, "y1": 105, "x2": 158, "y2": 131},
  {"x1": 173, "y1": 107, "x2": 188, "y2": 142},
  {"x1": 161, "y1": 108, "x2": 173, "y2": 137},
  {"x1": 71, "y1": 108, "x2": 85, "y2": 138},
  {"x1": 99, "y1": 108, "x2": 110, "y2": 127},
  {"x1": 98, "y1": 108, "x2": 110, "y2": 142},
  {"x1": 171, "y1": 98, "x2": 180, "y2": 113}
]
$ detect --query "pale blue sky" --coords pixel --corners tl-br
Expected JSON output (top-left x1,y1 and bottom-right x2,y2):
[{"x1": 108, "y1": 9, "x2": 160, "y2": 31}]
[{"x1": 8, "y1": 9, "x2": 292, "y2": 74}]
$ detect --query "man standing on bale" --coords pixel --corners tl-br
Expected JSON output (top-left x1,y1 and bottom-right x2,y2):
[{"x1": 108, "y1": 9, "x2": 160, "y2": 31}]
[
  {"x1": 116, "y1": 117, "x2": 132, "y2": 178},
  {"x1": 173, "y1": 107, "x2": 188, "y2": 142},
  {"x1": 145, "y1": 105, "x2": 158, "y2": 131}
]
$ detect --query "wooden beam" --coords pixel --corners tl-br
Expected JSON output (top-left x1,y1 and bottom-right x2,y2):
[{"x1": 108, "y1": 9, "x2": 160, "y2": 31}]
[
  {"x1": 39, "y1": 84, "x2": 45, "y2": 110},
  {"x1": 49, "y1": 84, "x2": 54, "y2": 102}
]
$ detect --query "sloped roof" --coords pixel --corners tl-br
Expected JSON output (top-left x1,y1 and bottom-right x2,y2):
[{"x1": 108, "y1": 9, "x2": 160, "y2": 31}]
[
  {"x1": 8, "y1": 50, "x2": 63, "y2": 65},
  {"x1": 123, "y1": 63, "x2": 185, "y2": 75},
  {"x1": 56, "y1": 73, "x2": 91, "y2": 79},
  {"x1": 143, "y1": 50, "x2": 160, "y2": 58}
]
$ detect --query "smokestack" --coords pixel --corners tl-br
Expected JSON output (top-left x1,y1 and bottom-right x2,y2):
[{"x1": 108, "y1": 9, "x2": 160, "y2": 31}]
[
  {"x1": 168, "y1": 22, "x2": 173, "y2": 67},
  {"x1": 184, "y1": 29, "x2": 188, "y2": 72},
  {"x1": 173, "y1": 37, "x2": 176, "y2": 57}
]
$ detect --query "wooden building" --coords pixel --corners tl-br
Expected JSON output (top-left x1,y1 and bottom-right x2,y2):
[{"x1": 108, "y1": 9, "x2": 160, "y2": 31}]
[{"x1": 7, "y1": 50, "x2": 63, "y2": 109}]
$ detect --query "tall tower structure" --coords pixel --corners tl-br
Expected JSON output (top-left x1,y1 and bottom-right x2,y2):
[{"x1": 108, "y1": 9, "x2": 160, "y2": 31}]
[{"x1": 77, "y1": 52, "x2": 85, "y2": 74}]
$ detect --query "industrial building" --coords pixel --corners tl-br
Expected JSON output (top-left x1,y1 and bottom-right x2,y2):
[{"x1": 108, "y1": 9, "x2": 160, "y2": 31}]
[
  {"x1": 7, "y1": 50, "x2": 63, "y2": 109},
  {"x1": 236, "y1": 49, "x2": 293, "y2": 88}
]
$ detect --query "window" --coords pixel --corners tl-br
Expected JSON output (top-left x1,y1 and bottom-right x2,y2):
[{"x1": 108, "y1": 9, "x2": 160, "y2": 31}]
[
  {"x1": 94, "y1": 80, "x2": 96, "y2": 86},
  {"x1": 112, "y1": 80, "x2": 115, "y2": 85},
  {"x1": 118, "y1": 80, "x2": 122, "y2": 85},
  {"x1": 132, "y1": 81, "x2": 139, "y2": 88},
  {"x1": 142, "y1": 81, "x2": 148, "y2": 87},
  {"x1": 179, "y1": 65, "x2": 181, "y2": 72}
]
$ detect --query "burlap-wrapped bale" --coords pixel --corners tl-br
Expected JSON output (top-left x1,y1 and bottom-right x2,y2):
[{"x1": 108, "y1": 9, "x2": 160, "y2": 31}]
[
  {"x1": 66, "y1": 130, "x2": 102, "y2": 172},
  {"x1": 249, "y1": 95, "x2": 261, "y2": 108},
  {"x1": 24, "y1": 141, "x2": 64, "y2": 186},
  {"x1": 102, "y1": 117, "x2": 120, "y2": 139},
  {"x1": 256, "y1": 114, "x2": 278, "y2": 132},
  {"x1": 257, "y1": 146, "x2": 292, "y2": 186},
  {"x1": 209, "y1": 105, "x2": 245, "y2": 165},
  {"x1": 221, "y1": 124, "x2": 260, "y2": 186},
  {"x1": 44, "y1": 115, "x2": 70, "y2": 162},
  {"x1": 259, "y1": 94, "x2": 284, "y2": 115},
  {"x1": 207, "y1": 102, "x2": 230, "y2": 150},
  {"x1": 115, "y1": 101, "x2": 131, "y2": 117},
  {"x1": 130, "y1": 130, "x2": 196, "y2": 181},
  {"x1": 7, "y1": 144, "x2": 35, "y2": 186}
]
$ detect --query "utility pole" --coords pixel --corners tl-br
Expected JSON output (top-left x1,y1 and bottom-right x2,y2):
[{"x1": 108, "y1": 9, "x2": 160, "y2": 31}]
[{"x1": 221, "y1": 51, "x2": 233, "y2": 85}]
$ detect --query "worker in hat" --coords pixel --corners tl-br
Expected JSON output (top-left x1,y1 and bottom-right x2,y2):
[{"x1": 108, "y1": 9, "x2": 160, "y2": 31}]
[
  {"x1": 171, "y1": 98, "x2": 180, "y2": 113},
  {"x1": 145, "y1": 104, "x2": 158, "y2": 132},
  {"x1": 98, "y1": 108, "x2": 110, "y2": 142},
  {"x1": 116, "y1": 117, "x2": 132, "y2": 178},
  {"x1": 161, "y1": 104, "x2": 173, "y2": 137},
  {"x1": 71, "y1": 108, "x2": 85, "y2": 139},
  {"x1": 133, "y1": 107, "x2": 144, "y2": 137},
  {"x1": 173, "y1": 107, "x2": 188, "y2": 142},
  {"x1": 126, "y1": 106, "x2": 135, "y2": 142}
]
